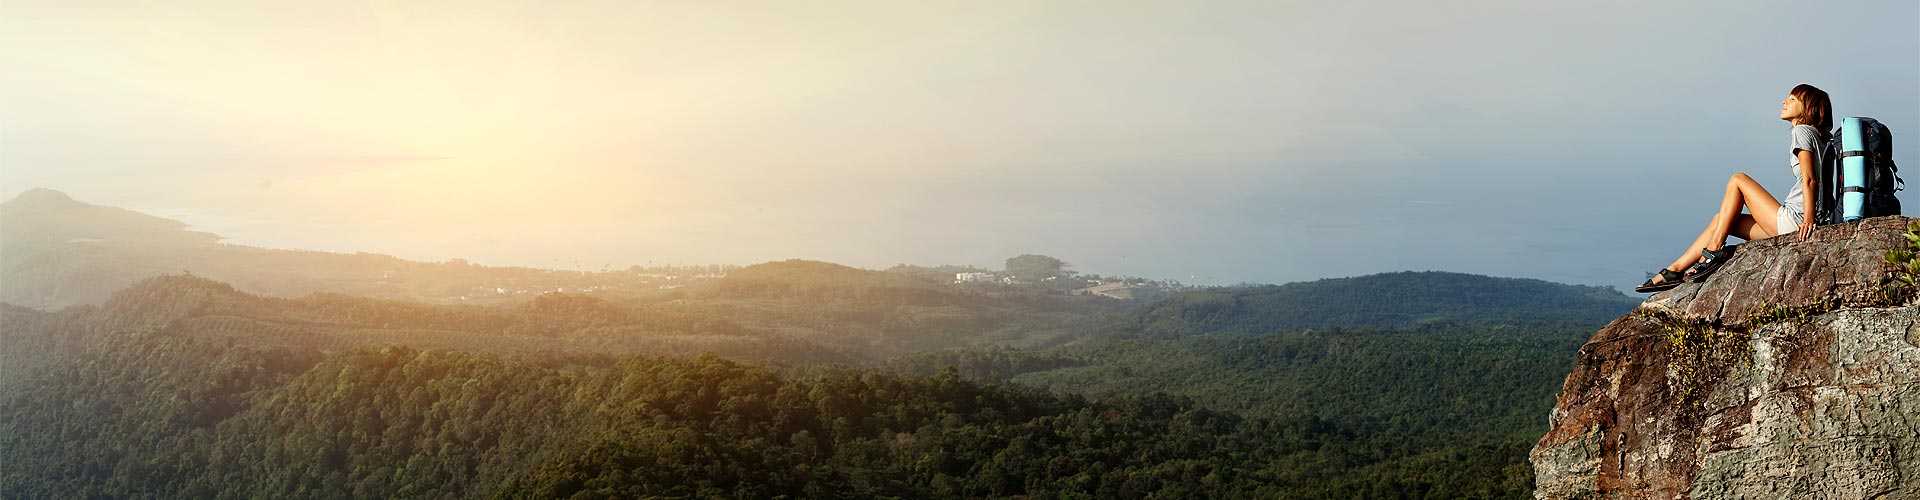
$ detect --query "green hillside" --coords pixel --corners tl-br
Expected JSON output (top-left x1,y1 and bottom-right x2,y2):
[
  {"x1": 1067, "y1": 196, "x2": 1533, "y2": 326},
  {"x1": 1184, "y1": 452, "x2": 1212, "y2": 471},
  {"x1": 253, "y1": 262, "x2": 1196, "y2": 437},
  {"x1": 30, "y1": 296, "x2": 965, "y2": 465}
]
[
  {"x1": 1125, "y1": 271, "x2": 1635, "y2": 336},
  {"x1": 1011, "y1": 323, "x2": 1589, "y2": 492},
  {"x1": 2, "y1": 302, "x2": 1528, "y2": 499},
  {"x1": 0, "y1": 235, "x2": 1644, "y2": 498}
]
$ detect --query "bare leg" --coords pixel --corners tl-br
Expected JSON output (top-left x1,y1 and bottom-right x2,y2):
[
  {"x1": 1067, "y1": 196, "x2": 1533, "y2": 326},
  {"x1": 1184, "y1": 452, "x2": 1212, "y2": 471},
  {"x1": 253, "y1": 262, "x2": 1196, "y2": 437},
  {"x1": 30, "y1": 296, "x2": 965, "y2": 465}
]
[
  {"x1": 1663, "y1": 215, "x2": 1769, "y2": 276},
  {"x1": 1707, "y1": 173, "x2": 1784, "y2": 251},
  {"x1": 1650, "y1": 173, "x2": 1785, "y2": 285}
]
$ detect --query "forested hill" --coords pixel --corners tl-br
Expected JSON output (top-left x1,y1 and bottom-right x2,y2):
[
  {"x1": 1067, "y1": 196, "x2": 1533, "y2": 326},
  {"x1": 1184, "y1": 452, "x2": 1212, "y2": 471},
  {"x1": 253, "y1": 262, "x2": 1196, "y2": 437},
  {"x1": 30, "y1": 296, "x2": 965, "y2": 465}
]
[
  {"x1": 39, "y1": 274, "x2": 862, "y2": 366},
  {"x1": 2, "y1": 286, "x2": 1521, "y2": 498},
  {"x1": 0, "y1": 191, "x2": 1648, "y2": 498},
  {"x1": 1125, "y1": 271, "x2": 1637, "y2": 336},
  {"x1": 1001, "y1": 271, "x2": 1630, "y2": 496},
  {"x1": 19, "y1": 272, "x2": 1111, "y2": 368},
  {"x1": 0, "y1": 266, "x2": 1638, "y2": 497}
]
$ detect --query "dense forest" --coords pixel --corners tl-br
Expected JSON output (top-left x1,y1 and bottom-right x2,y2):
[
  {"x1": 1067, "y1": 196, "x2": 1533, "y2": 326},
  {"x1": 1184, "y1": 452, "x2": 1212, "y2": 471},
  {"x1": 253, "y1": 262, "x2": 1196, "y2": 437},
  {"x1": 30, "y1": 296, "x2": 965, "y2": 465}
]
[
  {"x1": 0, "y1": 271, "x2": 1636, "y2": 498},
  {"x1": 1013, "y1": 323, "x2": 1592, "y2": 488},
  {"x1": 2, "y1": 304, "x2": 1528, "y2": 498},
  {"x1": 1, "y1": 190, "x2": 1655, "y2": 500}
]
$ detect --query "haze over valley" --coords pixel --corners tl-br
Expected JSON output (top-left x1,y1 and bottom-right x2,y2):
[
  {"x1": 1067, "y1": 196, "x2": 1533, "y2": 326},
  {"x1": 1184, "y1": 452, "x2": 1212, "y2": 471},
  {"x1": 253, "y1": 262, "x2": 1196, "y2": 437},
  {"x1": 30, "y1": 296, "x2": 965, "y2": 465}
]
[{"x1": 1, "y1": 188, "x2": 1640, "y2": 497}]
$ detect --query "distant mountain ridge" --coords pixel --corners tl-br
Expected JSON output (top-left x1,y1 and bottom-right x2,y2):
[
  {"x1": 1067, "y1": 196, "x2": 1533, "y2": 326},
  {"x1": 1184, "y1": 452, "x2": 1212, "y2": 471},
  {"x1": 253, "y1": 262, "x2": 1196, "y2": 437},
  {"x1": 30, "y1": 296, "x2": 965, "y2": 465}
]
[
  {"x1": 1126, "y1": 271, "x2": 1639, "y2": 336},
  {"x1": 0, "y1": 189, "x2": 705, "y2": 309},
  {"x1": 4, "y1": 189, "x2": 1635, "y2": 330},
  {"x1": 0, "y1": 187, "x2": 222, "y2": 249}
]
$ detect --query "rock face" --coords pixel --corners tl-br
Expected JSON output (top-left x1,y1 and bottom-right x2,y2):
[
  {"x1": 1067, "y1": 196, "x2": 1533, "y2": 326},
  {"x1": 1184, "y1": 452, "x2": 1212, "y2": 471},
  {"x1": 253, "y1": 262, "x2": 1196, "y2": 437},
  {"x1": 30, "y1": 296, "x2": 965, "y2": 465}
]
[{"x1": 1531, "y1": 216, "x2": 1920, "y2": 499}]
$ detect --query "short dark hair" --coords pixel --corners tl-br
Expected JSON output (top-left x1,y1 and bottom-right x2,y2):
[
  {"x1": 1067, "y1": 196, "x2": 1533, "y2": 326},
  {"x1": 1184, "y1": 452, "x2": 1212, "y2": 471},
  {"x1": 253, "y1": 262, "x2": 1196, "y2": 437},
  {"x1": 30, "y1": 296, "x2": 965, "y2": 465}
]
[{"x1": 1789, "y1": 83, "x2": 1833, "y2": 133}]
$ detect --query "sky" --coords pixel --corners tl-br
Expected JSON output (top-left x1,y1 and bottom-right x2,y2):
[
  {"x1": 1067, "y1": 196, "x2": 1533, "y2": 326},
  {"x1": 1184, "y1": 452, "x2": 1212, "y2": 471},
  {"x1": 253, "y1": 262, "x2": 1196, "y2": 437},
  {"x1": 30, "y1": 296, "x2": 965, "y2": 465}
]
[{"x1": 3, "y1": 0, "x2": 1917, "y2": 290}]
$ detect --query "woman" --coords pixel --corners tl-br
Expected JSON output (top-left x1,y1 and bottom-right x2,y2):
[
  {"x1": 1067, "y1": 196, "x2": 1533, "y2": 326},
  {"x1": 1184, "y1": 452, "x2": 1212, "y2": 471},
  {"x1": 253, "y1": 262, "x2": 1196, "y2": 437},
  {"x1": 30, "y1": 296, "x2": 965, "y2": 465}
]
[{"x1": 1636, "y1": 84, "x2": 1830, "y2": 293}]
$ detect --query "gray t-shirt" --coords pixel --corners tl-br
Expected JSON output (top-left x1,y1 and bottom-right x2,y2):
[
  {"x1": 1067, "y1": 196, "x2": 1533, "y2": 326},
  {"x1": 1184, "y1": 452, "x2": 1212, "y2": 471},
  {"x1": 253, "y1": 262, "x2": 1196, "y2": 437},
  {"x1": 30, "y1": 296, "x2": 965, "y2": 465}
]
[{"x1": 1781, "y1": 124, "x2": 1823, "y2": 219}]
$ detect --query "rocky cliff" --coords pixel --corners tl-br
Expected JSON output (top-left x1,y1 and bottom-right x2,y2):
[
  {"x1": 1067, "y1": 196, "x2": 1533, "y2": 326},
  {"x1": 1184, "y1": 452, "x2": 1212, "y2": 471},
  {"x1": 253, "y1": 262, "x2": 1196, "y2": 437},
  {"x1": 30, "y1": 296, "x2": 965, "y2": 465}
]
[{"x1": 1532, "y1": 216, "x2": 1920, "y2": 499}]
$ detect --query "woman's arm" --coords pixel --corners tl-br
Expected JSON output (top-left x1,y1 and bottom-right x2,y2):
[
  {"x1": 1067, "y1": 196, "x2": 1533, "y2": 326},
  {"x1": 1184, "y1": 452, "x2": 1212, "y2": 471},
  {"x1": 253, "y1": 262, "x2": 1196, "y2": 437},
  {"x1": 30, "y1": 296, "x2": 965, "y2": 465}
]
[{"x1": 1797, "y1": 149, "x2": 1817, "y2": 240}]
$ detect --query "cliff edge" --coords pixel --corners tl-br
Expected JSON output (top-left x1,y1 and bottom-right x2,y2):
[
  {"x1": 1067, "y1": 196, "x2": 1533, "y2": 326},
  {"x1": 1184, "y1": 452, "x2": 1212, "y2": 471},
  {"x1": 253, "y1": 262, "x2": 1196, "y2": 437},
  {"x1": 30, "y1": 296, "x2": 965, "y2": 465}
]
[{"x1": 1531, "y1": 216, "x2": 1920, "y2": 499}]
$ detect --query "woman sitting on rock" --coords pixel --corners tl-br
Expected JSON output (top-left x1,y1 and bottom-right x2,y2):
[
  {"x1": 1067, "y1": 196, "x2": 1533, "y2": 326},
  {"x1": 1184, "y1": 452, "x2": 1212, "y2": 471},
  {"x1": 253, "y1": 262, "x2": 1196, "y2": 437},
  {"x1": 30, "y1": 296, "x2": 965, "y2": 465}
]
[{"x1": 1636, "y1": 84, "x2": 1830, "y2": 293}]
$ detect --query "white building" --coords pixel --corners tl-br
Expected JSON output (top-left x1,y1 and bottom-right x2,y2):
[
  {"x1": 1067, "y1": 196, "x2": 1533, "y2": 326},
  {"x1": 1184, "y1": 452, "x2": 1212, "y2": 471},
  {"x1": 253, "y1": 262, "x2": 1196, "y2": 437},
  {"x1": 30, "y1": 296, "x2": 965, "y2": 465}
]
[{"x1": 954, "y1": 272, "x2": 998, "y2": 283}]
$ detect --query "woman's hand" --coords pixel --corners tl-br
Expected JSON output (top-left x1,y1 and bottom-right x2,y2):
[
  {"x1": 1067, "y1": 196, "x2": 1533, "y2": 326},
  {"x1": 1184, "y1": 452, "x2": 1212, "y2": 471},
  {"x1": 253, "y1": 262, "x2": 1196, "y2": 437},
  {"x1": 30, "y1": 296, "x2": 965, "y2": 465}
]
[{"x1": 1797, "y1": 213, "x2": 1815, "y2": 242}]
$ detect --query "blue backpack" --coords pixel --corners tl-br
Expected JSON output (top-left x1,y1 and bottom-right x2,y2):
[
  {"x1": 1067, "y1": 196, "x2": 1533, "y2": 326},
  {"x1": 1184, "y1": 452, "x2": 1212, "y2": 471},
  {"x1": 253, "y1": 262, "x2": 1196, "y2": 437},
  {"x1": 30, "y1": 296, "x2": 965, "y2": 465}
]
[{"x1": 1814, "y1": 117, "x2": 1902, "y2": 225}]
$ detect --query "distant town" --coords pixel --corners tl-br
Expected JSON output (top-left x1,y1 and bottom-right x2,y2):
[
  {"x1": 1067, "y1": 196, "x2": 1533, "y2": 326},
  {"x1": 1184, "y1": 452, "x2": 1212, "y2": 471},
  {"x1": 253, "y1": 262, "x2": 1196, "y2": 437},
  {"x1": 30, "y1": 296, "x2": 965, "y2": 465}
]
[
  {"x1": 951, "y1": 271, "x2": 1190, "y2": 300},
  {"x1": 423, "y1": 254, "x2": 1197, "y2": 304}
]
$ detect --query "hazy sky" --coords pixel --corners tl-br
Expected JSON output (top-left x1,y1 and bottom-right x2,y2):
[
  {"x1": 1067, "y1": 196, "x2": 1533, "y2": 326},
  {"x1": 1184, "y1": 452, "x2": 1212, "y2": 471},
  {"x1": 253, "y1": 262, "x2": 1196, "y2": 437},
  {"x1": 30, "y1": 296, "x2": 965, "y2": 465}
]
[{"x1": 4, "y1": 0, "x2": 1917, "y2": 289}]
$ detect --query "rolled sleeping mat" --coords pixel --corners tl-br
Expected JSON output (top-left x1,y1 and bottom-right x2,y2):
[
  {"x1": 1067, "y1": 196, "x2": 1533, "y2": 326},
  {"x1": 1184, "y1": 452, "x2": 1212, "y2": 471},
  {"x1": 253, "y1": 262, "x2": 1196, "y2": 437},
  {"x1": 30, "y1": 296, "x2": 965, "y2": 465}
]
[{"x1": 1841, "y1": 117, "x2": 1867, "y2": 222}]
